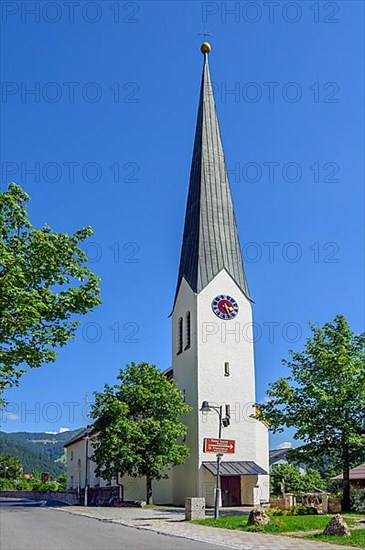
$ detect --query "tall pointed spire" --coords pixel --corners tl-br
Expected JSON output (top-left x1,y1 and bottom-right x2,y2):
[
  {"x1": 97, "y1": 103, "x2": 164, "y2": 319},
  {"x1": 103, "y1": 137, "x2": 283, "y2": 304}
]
[{"x1": 174, "y1": 44, "x2": 251, "y2": 305}]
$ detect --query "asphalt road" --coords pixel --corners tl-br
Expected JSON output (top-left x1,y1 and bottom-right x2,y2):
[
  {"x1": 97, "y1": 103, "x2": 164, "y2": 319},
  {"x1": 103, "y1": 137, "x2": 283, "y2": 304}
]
[{"x1": 0, "y1": 500, "x2": 223, "y2": 550}]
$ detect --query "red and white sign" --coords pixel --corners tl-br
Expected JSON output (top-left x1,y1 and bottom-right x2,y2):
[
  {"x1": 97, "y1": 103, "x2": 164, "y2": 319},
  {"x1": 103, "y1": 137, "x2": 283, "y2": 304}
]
[{"x1": 204, "y1": 438, "x2": 235, "y2": 454}]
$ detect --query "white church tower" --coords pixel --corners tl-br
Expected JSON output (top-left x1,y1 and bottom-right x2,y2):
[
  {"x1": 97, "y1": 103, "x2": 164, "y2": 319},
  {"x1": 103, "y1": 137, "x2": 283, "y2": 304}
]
[
  {"x1": 170, "y1": 43, "x2": 269, "y2": 507},
  {"x1": 64, "y1": 43, "x2": 269, "y2": 507}
]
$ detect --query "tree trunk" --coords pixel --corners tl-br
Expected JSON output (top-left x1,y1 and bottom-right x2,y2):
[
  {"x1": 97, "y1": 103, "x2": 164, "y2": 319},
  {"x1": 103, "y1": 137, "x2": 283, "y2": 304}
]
[
  {"x1": 342, "y1": 444, "x2": 351, "y2": 511},
  {"x1": 146, "y1": 475, "x2": 153, "y2": 505}
]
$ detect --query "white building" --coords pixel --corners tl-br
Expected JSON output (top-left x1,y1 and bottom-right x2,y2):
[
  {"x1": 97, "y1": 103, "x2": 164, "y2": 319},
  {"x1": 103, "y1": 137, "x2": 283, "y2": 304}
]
[{"x1": 65, "y1": 43, "x2": 270, "y2": 507}]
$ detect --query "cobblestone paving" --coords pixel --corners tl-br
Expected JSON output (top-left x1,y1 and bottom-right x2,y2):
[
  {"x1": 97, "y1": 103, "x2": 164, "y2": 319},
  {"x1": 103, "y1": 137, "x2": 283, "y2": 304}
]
[{"x1": 57, "y1": 506, "x2": 359, "y2": 550}]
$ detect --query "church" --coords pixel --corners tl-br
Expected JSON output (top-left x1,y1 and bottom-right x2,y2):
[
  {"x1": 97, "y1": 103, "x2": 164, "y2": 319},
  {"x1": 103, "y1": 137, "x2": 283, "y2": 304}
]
[{"x1": 65, "y1": 43, "x2": 270, "y2": 507}]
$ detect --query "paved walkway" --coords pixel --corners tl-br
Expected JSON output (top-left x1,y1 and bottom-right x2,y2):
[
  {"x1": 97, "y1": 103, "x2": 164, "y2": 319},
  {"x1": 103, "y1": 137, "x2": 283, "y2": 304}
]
[{"x1": 56, "y1": 506, "x2": 360, "y2": 550}]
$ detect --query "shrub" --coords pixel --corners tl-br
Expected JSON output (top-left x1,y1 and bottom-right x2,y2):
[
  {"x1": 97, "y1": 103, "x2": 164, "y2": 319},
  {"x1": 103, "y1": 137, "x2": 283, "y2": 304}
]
[
  {"x1": 0, "y1": 478, "x2": 16, "y2": 490},
  {"x1": 15, "y1": 479, "x2": 33, "y2": 490},
  {"x1": 0, "y1": 455, "x2": 23, "y2": 480},
  {"x1": 267, "y1": 507, "x2": 290, "y2": 516},
  {"x1": 28, "y1": 480, "x2": 59, "y2": 491},
  {"x1": 0, "y1": 477, "x2": 62, "y2": 492},
  {"x1": 268, "y1": 505, "x2": 319, "y2": 516},
  {"x1": 57, "y1": 473, "x2": 67, "y2": 490},
  {"x1": 350, "y1": 487, "x2": 365, "y2": 514},
  {"x1": 291, "y1": 505, "x2": 318, "y2": 515}
]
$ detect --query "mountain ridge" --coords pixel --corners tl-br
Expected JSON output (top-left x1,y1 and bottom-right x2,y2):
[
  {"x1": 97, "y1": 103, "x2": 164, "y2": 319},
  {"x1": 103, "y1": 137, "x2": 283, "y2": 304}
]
[{"x1": 0, "y1": 428, "x2": 83, "y2": 477}]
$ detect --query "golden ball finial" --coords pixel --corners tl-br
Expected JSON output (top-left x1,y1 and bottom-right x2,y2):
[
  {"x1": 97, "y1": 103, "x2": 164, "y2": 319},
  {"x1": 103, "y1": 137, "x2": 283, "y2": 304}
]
[{"x1": 200, "y1": 42, "x2": 211, "y2": 54}]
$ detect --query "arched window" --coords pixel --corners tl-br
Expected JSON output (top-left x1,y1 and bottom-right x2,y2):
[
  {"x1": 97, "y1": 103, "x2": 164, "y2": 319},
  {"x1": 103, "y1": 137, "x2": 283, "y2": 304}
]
[
  {"x1": 177, "y1": 317, "x2": 183, "y2": 354},
  {"x1": 185, "y1": 311, "x2": 191, "y2": 350}
]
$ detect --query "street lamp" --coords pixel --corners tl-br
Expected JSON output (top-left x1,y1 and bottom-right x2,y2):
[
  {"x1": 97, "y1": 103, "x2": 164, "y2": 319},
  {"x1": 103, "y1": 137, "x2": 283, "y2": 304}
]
[{"x1": 200, "y1": 401, "x2": 230, "y2": 520}]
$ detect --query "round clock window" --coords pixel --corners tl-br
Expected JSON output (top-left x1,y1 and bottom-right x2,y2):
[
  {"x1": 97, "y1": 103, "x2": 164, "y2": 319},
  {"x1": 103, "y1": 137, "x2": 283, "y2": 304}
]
[{"x1": 212, "y1": 295, "x2": 239, "y2": 320}]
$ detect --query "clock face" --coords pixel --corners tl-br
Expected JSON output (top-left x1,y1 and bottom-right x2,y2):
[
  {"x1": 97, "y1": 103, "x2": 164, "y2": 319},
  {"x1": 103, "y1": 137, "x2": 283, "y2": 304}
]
[{"x1": 212, "y1": 295, "x2": 239, "y2": 320}]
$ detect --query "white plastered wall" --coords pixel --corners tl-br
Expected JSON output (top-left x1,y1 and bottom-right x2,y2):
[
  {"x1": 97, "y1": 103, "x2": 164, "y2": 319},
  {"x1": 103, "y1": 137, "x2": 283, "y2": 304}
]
[
  {"x1": 174, "y1": 270, "x2": 269, "y2": 505},
  {"x1": 171, "y1": 277, "x2": 199, "y2": 505}
]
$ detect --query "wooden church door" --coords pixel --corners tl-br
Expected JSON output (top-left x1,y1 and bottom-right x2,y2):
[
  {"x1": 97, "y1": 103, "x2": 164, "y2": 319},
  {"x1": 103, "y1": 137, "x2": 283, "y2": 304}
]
[{"x1": 221, "y1": 476, "x2": 241, "y2": 507}]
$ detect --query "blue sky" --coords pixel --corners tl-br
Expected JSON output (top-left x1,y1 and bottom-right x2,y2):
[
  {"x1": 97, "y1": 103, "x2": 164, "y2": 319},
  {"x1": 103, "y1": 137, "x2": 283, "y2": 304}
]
[{"x1": 1, "y1": 1, "x2": 364, "y2": 448}]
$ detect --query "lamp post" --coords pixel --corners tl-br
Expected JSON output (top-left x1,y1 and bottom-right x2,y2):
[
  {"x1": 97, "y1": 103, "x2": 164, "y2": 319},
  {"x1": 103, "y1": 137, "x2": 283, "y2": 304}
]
[
  {"x1": 200, "y1": 401, "x2": 230, "y2": 520},
  {"x1": 83, "y1": 428, "x2": 91, "y2": 507}
]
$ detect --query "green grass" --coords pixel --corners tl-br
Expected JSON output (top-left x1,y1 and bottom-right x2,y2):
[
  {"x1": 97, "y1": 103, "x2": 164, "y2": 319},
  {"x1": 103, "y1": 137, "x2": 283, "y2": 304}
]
[
  {"x1": 305, "y1": 530, "x2": 365, "y2": 548},
  {"x1": 193, "y1": 514, "x2": 357, "y2": 534}
]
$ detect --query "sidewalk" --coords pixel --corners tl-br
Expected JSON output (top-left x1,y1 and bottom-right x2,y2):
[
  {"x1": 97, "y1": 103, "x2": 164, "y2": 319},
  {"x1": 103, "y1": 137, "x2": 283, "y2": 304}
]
[{"x1": 56, "y1": 506, "x2": 359, "y2": 550}]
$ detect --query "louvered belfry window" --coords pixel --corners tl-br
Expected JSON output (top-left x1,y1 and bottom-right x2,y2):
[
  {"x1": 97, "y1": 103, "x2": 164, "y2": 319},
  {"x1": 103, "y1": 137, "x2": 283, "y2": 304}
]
[
  {"x1": 185, "y1": 311, "x2": 191, "y2": 350},
  {"x1": 177, "y1": 317, "x2": 183, "y2": 354}
]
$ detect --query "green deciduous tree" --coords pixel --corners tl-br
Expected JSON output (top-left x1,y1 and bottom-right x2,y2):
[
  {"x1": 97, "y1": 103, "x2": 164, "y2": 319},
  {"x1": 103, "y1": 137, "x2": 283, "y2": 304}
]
[
  {"x1": 271, "y1": 463, "x2": 304, "y2": 495},
  {"x1": 0, "y1": 454, "x2": 23, "y2": 480},
  {"x1": 57, "y1": 472, "x2": 67, "y2": 490},
  {"x1": 271, "y1": 463, "x2": 328, "y2": 495},
  {"x1": 91, "y1": 362, "x2": 191, "y2": 504},
  {"x1": 0, "y1": 183, "x2": 101, "y2": 401},
  {"x1": 302, "y1": 467, "x2": 328, "y2": 493},
  {"x1": 258, "y1": 315, "x2": 365, "y2": 510}
]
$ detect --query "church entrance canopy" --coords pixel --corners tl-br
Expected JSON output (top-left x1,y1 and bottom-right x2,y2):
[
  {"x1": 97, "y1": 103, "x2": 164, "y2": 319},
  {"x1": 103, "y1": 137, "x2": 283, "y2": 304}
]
[{"x1": 202, "y1": 461, "x2": 268, "y2": 476}]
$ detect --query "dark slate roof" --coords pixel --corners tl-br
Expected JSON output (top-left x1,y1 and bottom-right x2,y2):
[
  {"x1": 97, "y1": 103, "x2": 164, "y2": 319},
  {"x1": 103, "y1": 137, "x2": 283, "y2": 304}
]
[
  {"x1": 269, "y1": 448, "x2": 292, "y2": 465},
  {"x1": 203, "y1": 461, "x2": 268, "y2": 476},
  {"x1": 63, "y1": 426, "x2": 96, "y2": 448},
  {"x1": 174, "y1": 52, "x2": 251, "y2": 308}
]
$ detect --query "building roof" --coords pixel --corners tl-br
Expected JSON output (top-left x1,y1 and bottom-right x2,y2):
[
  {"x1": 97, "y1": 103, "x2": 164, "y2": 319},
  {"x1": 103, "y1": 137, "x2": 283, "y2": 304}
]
[
  {"x1": 269, "y1": 448, "x2": 292, "y2": 465},
  {"x1": 203, "y1": 460, "x2": 268, "y2": 476},
  {"x1": 332, "y1": 464, "x2": 365, "y2": 481},
  {"x1": 63, "y1": 427, "x2": 96, "y2": 448},
  {"x1": 163, "y1": 367, "x2": 174, "y2": 381},
  {"x1": 173, "y1": 50, "x2": 251, "y2": 308}
]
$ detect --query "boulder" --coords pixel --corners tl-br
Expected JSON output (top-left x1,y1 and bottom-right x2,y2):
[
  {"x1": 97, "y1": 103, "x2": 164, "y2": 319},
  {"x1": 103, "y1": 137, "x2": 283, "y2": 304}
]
[
  {"x1": 323, "y1": 514, "x2": 351, "y2": 536},
  {"x1": 247, "y1": 507, "x2": 269, "y2": 526},
  {"x1": 328, "y1": 498, "x2": 342, "y2": 514}
]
